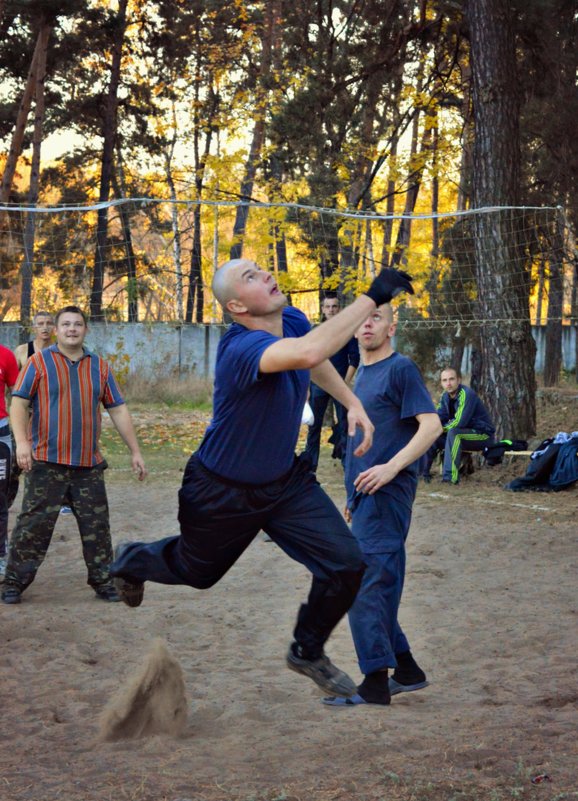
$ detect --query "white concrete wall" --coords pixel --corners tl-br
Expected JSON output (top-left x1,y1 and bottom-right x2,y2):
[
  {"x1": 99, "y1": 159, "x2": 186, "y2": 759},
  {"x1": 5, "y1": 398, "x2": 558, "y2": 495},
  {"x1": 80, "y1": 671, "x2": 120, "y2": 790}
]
[
  {"x1": 0, "y1": 322, "x2": 227, "y2": 379},
  {"x1": 1, "y1": 322, "x2": 576, "y2": 378}
]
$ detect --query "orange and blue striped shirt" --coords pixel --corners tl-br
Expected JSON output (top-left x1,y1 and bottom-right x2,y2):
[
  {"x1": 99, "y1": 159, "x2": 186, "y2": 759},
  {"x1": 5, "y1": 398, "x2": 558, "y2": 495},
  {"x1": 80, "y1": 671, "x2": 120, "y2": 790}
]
[{"x1": 13, "y1": 345, "x2": 124, "y2": 467}]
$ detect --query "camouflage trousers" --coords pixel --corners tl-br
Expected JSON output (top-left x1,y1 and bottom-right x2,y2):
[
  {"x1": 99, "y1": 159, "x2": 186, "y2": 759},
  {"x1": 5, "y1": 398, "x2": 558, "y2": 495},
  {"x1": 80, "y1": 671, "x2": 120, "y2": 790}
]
[
  {"x1": 0, "y1": 421, "x2": 12, "y2": 555},
  {"x1": 4, "y1": 461, "x2": 113, "y2": 592}
]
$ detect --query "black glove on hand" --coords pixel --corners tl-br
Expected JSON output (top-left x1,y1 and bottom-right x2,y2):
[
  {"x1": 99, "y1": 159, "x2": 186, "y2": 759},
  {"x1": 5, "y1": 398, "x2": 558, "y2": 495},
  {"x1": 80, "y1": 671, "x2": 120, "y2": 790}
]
[{"x1": 364, "y1": 268, "x2": 414, "y2": 306}]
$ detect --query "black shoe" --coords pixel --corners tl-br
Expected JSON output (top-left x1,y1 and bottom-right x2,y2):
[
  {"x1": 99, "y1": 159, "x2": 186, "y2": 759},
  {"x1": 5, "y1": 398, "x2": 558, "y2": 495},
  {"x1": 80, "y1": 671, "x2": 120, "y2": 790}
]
[
  {"x1": 94, "y1": 584, "x2": 121, "y2": 602},
  {"x1": 286, "y1": 643, "x2": 357, "y2": 697},
  {"x1": 1, "y1": 586, "x2": 22, "y2": 605},
  {"x1": 111, "y1": 542, "x2": 144, "y2": 608},
  {"x1": 422, "y1": 474, "x2": 432, "y2": 484},
  {"x1": 358, "y1": 670, "x2": 391, "y2": 705},
  {"x1": 390, "y1": 651, "x2": 429, "y2": 695}
]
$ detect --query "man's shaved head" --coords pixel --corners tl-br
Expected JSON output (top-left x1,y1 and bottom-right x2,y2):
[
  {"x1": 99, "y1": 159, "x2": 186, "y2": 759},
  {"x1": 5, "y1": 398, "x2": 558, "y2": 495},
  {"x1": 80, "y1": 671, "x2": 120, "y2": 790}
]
[
  {"x1": 212, "y1": 259, "x2": 248, "y2": 308},
  {"x1": 212, "y1": 259, "x2": 286, "y2": 321},
  {"x1": 378, "y1": 303, "x2": 394, "y2": 323}
]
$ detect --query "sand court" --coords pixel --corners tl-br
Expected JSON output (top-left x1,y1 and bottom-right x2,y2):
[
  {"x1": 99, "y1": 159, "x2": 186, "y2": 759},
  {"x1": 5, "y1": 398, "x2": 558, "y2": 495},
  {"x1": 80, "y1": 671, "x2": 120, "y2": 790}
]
[{"x1": 0, "y1": 436, "x2": 576, "y2": 801}]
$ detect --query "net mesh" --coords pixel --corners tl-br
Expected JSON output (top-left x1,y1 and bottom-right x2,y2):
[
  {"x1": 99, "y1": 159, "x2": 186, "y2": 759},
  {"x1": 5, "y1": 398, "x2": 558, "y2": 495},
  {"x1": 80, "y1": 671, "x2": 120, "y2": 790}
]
[{"x1": 0, "y1": 200, "x2": 575, "y2": 328}]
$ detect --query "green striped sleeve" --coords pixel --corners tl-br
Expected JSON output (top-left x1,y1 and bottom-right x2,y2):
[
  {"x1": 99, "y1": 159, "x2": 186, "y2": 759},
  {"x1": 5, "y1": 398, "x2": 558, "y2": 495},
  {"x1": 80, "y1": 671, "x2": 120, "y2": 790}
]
[{"x1": 443, "y1": 388, "x2": 466, "y2": 431}]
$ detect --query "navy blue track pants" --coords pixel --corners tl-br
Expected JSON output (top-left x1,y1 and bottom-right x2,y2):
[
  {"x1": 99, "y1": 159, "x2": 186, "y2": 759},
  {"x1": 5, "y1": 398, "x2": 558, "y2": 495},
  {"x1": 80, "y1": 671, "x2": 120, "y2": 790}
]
[{"x1": 111, "y1": 454, "x2": 365, "y2": 657}]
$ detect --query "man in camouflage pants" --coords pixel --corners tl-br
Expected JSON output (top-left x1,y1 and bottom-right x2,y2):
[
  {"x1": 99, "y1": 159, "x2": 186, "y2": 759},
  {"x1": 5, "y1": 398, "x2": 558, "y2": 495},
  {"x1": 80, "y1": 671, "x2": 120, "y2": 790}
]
[{"x1": 2, "y1": 306, "x2": 146, "y2": 605}]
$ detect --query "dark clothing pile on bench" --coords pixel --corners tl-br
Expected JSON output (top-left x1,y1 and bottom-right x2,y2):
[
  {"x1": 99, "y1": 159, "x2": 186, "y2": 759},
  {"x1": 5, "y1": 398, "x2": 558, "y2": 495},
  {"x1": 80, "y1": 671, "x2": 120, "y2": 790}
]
[{"x1": 505, "y1": 433, "x2": 578, "y2": 492}]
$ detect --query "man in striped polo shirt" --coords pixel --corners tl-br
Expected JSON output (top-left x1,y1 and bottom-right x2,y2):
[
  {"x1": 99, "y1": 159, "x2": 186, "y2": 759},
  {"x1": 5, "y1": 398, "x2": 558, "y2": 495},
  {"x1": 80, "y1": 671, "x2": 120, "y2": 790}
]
[{"x1": 1, "y1": 306, "x2": 146, "y2": 605}]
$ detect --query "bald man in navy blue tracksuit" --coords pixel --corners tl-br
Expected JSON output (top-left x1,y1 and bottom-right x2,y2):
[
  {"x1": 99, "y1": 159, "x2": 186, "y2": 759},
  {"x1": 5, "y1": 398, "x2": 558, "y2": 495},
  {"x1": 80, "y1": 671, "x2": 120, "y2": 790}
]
[{"x1": 111, "y1": 260, "x2": 415, "y2": 701}]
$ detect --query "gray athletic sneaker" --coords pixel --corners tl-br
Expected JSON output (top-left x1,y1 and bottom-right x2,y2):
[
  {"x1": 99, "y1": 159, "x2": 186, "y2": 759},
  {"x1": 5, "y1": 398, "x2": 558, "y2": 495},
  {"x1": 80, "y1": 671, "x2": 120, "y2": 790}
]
[
  {"x1": 286, "y1": 644, "x2": 357, "y2": 697},
  {"x1": 111, "y1": 542, "x2": 144, "y2": 608}
]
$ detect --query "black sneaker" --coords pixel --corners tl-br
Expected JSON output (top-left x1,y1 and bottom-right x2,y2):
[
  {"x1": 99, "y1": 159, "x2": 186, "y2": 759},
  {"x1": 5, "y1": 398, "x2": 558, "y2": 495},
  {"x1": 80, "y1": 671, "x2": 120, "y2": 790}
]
[
  {"x1": 357, "y1": 670, "x2": 391, "y2": 705},
  {"x1": 1, "y1": 586, "x2": 22, "y2": 605},
  {"x1": 286, "y1": 643, "x2": 357, "y2": 697},
  {"x1": 390, "y1": 651, "x2": 429, "y2": 695},
  {"x1": 94, "y1": 584, "x2": 121, "y2": 602},
  {"x1": 111, "y1": 542, "x2": 144, "y2": 608}
]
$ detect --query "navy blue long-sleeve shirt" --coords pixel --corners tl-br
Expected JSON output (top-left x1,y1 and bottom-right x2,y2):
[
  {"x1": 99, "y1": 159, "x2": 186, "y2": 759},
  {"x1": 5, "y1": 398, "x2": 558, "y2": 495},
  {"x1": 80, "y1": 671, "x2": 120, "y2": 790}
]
[{"x1": 437, "y1": 384, "x2": 495, "y2": 436}]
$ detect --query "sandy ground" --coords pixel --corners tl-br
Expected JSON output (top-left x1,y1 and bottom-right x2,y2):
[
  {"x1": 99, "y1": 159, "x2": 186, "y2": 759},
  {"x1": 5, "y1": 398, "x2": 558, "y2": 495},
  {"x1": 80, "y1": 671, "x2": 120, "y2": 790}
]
[{"x1": 1, "y1": 400, "x2": 577, "y2": 801}]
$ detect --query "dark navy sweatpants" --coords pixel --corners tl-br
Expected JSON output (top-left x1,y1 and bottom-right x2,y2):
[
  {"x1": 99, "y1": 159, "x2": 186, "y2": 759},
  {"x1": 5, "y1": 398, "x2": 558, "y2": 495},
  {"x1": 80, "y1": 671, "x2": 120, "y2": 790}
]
[
  {"x1": 348, "y1": 492, "x2": 413, "y2": 674},
  {"x1": 111, "y1": 454, "x2": 365, "y2": 657}
]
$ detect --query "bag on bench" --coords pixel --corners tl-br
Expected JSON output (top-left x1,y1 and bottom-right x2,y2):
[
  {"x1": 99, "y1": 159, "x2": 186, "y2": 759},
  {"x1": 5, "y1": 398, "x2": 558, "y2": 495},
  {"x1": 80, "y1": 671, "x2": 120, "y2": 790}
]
[{"x1": 483, "y1": 438, "x2": 528, "y2": 466}]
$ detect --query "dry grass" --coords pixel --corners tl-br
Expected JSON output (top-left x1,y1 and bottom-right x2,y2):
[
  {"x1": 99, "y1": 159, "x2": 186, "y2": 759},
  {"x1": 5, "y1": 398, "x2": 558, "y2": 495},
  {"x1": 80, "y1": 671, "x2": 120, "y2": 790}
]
[
  {"x1": 87, "y1": 772, "x2": 569, "y2": 801},
  {"x1": 121, "y1": 372, "x2": 214, "y2": 409}
]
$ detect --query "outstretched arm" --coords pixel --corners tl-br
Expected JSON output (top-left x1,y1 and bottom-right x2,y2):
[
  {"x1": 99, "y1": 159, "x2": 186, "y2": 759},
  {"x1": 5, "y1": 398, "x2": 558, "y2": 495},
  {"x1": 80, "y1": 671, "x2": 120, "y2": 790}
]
[
  {"x1": 310, "y1": 360, "x2": 374, "y2": 457},
  {"x1": 353, "y1": 412, "x2": 442, "y2": 495},
  {"x1": 107, "y1": 404, "x2": 147, "y2": 480},
  {"x1": 259, "y1": 269, "x2": 414, "y2": 374}
]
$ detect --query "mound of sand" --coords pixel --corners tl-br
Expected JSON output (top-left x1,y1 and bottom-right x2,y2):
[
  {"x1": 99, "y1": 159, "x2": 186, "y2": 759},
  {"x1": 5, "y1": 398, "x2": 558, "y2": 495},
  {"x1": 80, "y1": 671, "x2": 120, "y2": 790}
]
[{"x1": 98, "y1": 638, "x2": 188, "y2": 742}]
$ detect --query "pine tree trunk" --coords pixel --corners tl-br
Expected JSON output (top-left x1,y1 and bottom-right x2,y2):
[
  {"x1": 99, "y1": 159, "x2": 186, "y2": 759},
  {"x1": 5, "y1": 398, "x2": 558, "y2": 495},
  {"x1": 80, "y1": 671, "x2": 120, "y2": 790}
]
[
  {"x1": 570, "y1": 256, "x2": 578, "y2": 384},
  {"x1": 450, "y1": 340, "x2": 465, "y2": 375},
  {"x1": 268, "y1": 157, "x2": 290, "y2": 300},
  {"x1": 186, "y1": 204, "x2": 204, "y2": 324},
  {"x1": 535, "y1": 253, "x2": 546, "y2": 325},
  {"x1": 389, "y1": 71, "x2": 436, "y2": 268},
  {"x1": 457, "y1": 59, "x2": 473, "y2": 213},
  {"x1": 20, "y1": 19, "x2": 51, "y2": 325},
  {"x1": 229, "y1": 3, "x2": 275, "y2": 260},
  {"x1": 426, "y1": 117, "x2": 441, "y2": 311},
  {"x1": 184, "y1": 10, "x2": 223, "y2": 325},
  {"x1": 91, "y1": 0, "x2": 128, "y2": 321},
  {"x1": 164, "y1": 112, "x2": 183, "y2": 321},
  {"x1": 389, "y1": 75, "x2": 423, "y2": 268},
  {"x1": 380, "y1": 135, "x2": 398, "y2": 265},
  {"x1": 111, "y1": 156, "x2": 138, "y2": 323},
  {"x1": 0, "y1": 26, "x2": 46, "y2": 204},
  {"x1": 468, "y1": 0, "x2": 536, "y2": 439},
  {"x1": 543, "y1": 215, "x2": 565, "y2": 386}
]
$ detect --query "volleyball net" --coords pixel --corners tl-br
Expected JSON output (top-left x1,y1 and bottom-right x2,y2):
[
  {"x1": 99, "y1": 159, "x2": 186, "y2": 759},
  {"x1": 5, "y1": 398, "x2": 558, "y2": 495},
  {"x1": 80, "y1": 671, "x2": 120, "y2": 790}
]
[{"x1": 0, "y1": 200, "x2": 575, "y2": 330}]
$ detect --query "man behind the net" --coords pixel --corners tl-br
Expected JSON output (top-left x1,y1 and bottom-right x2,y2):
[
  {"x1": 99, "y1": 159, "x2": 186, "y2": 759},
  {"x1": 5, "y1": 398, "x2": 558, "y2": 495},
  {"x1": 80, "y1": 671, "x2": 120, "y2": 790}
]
[{"x1": 110, "y1": 259, "x2": 413, "y2": 698}]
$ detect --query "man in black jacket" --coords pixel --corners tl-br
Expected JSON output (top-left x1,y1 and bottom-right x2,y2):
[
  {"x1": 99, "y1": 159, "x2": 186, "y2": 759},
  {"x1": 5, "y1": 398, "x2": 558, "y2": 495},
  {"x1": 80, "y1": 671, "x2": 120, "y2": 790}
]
[{"x1": 422, "y1": 367, "x2": 495, "y2": 484}]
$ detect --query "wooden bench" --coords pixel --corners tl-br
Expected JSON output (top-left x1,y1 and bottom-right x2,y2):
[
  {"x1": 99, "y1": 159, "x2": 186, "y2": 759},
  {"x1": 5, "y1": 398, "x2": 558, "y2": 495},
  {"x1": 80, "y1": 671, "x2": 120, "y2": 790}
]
[
  {"x1": 503, "y1": 450, "x2": 533, "y2": 464},
  {"x1": 432, "y1": 450, "x2": 534, "y2": 475}
]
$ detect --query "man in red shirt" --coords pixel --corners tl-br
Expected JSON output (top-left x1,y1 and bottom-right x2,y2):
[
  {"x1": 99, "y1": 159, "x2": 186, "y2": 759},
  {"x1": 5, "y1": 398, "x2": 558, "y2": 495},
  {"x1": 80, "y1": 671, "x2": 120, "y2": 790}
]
[
  {"x1": 1, "y1": 306, "x2": 146, "y2": 605},
  {"x1": 0, "y1": 344, "x2": 20, "y2": 580}
]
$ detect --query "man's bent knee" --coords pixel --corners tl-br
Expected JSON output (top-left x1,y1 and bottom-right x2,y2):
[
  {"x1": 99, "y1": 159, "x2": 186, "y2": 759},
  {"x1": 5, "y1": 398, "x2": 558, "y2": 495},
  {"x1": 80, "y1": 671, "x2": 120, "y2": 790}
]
[
  {"x1": 187, "y1": 573, "x2": 222, "y2": 590},
  {"x1": 338, "y1": 565, "x2": 365, "y2": 600}
]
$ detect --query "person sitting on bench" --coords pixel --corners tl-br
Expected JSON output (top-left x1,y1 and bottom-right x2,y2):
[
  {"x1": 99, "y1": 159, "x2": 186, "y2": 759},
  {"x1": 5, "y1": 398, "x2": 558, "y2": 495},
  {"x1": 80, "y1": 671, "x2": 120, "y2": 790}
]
[{"x1": 422, "y1": 366, "x2": 495, "y2": 485}]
